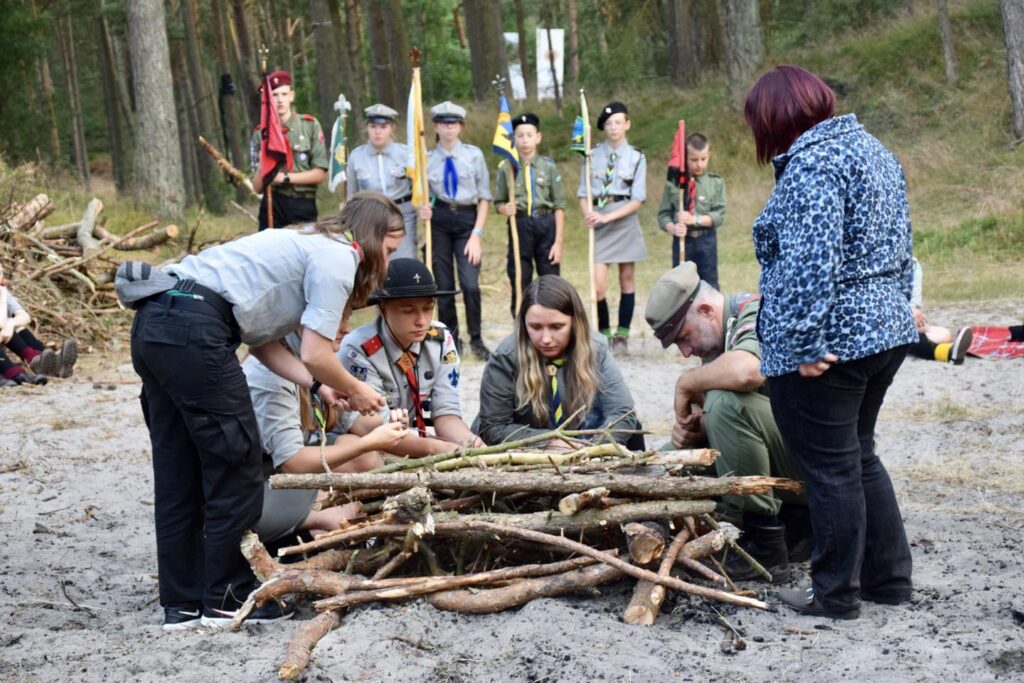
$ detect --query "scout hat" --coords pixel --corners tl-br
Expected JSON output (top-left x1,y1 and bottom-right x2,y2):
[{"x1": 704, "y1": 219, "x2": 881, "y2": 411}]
[
  {"x1": 267, "y1": 70, "x2": 291, "y2": 90},
  {"x1": 597, "y1": 101, "x2": 628, "y2": 130},
  {"x1": 512, "y1": 112, "x2": 541, "y2": 131},
  {"x1": 431, "y1": 101, "x2": 466, "y2": 123},
  {"x1": 364, "y1": 103, "x2": 399, "y2": 124},
  {"x1": 368, "y1": 258, "x2": 459, "y2": 304},
  {"x1": 645, "y1": 262, "x2": 701, "y2": 348}
]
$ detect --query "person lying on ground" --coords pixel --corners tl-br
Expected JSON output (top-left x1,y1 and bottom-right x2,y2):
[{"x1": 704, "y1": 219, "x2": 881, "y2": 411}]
[{"x1": 908, "y1": 258, "x2": 972, "y2": 364}]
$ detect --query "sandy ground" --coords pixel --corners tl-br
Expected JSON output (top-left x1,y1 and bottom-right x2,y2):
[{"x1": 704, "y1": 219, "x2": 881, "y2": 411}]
[{"x1": 1, "y1": 302, "x2": 1022, "y2": 682}]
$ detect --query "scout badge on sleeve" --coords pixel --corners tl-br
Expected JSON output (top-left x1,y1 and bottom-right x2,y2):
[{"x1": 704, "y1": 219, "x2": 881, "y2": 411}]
[{"x1": 328, "y1": 93, "x2": 351, "y2": 193}]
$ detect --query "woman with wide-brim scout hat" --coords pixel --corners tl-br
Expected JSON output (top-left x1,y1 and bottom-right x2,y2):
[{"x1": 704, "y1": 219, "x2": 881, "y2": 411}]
[{"x1": 339, "y1": 257, "x2": 483, "y2": 458}]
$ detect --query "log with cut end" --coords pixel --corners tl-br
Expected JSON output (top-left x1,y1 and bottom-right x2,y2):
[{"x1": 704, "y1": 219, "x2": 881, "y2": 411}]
[
  {"x1": 678, "y1": 529, "x2": 730, "y2": 561},
  {"x1": 278, "y1": 610, "x2": 342, "y2": 681},
  {"x1": 624, "y1": 521, "x2": 669, "y2": 565},
  {"x1": 95, "y1": 221, "x2": 179, "y2": 250},
  {"x1": 76, "y1": 198, "x2": 104, "y2": 254},
  {"x1": 277, "y1": 500, "x2": 715, "y2": 557},
  {"x1": 623, "y1": 526, "x2": 692, "y2": 625},
  {"x1": 2, "y1": 193, "x2": 54, "y2": 232},
  {"x1": 558, "y1": 486, "x2": 610, "y2": 515},
  {"x1": 270, "y1": 470, "x2": 803, "y2": 500},
  {"x1": 426, "y1": 562, "x2": 624, "y2": 614}
]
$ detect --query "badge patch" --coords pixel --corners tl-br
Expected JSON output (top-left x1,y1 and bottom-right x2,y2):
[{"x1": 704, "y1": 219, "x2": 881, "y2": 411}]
[
  {"x1": 349, "y1": 365, "x2": 368, "y2": 381},
  {"x1": 442, "y1": 350, "x2": 458, "y2": 364},
  {"x1": 346, "y1": 348, "x2": 360, "y2": 360},
  {"x1": 448, "y1": 368, "x2": 459, "y2": 387},
  {"x1": 299, "y1": 152, "x2": 308, "y2": 162},
  {"x1": 318, "y1": 129, "x2": 325, "y2": 143}
]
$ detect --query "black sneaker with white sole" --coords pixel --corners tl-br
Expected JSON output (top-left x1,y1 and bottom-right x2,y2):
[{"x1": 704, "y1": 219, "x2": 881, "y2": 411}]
[
  {"x1": 200, "y1": 600, "x2": 295, "y2": 628},
  {"x1": 950, "y1": 327, "x2": 973, "y2": 365},
  {"x1": 163, "y1": 604, "x2": 203, "y2": 631}
]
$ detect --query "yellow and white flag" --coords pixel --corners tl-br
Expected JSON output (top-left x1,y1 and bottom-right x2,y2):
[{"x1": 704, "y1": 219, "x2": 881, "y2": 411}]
[{"x1": 405, "y1": 68, "x2": 429, "y2": 207}]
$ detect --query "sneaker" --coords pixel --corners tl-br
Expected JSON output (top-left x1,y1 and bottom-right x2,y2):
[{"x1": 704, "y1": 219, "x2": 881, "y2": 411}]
[
  {"x1": 469, "y1": 337, "x2": 491, "y2": 362},
  {"x1": 12, "y1": 369, "x2": 47, "y2": 386},
  {"x1": 163, "y1": 604, "x2": 203, "y2": 631},
  {"x1": 950, "y1": 327, "x2": 972, "y2": 365},
  {"x1": 200, "y1": 600, "x2": 295, "y2": 628},
  {"x1": 777, "y1": 586, "x2": 860, "y2": 620},
  {"x1": 611, "y1": 335, "x2": 629, "y2": 354},
  {"x1": 29, "y1": 349, "x2": 61, "y2": 377},
  {"x1": 58, "y1": 338, "x2": 79, "y2": 378}
]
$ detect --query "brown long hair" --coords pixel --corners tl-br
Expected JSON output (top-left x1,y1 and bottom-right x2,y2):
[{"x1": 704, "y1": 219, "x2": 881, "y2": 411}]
[
  {"x1": 514, "y1": 276, "x2": 599, "y2": 428},
  {"x1": 309, "y1": 192, "x2": 404, "y2": 307}
]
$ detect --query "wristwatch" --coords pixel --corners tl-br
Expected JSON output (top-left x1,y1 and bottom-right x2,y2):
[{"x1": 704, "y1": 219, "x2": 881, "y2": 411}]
[
  {"x1": 283, "y1": 172, "x2": 291, "y2": 184},
  {"x1": 309, "y1": 379, "x2": 322, "y2": 395},
  {"x1": 472, "y1": 227, "x2": 484, "y2": 237}
]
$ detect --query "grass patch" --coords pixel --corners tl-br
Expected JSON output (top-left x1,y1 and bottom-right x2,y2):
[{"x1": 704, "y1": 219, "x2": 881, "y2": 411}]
[{"x1": 892, "y1": 454, "x2": 1024, "y2": 495}]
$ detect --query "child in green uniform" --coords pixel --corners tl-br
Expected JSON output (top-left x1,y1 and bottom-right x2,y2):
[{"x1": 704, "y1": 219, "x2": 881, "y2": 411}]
[{"x1": 495, "y1": 113, "x2": 566, "y2": 317}]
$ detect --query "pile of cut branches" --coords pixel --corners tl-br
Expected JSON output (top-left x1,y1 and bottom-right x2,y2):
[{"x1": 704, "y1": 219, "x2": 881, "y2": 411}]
[
  {"x1": 231, "y1": 421, "x2": 803, "y2": 680},
  {"x1": 0, "y1": 193, "x2": 184, "y2": 343}
]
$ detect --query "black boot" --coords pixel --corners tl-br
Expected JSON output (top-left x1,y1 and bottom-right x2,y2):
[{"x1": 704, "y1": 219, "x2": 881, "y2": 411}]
[
  {"x1": 779, "y1": 504, "x2": 813, "y2": 563},
  {"x1": 723, "y1": 515, "x2": 790, "y2": 583}
]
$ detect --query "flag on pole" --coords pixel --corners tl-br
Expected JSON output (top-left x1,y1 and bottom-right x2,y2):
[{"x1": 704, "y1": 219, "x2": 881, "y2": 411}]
[
  {"x1": 492, "y1": 94, "x2": 519, "y2": 171},
  {"x1": 258, "y1": 73, "x2": 294, "y2": 187},
  {"x1": 666, "y1": 119, "x2": 688, "y2": 188},
  {"x1": 406, "y1": 68, "x2": 429, "y2": 206},
  {"x1": 327, "y1": 94, "x2": 351, "y2": 193},
  {"x1": 569, "y1": 115, "x2": 587, "y2": 156}
]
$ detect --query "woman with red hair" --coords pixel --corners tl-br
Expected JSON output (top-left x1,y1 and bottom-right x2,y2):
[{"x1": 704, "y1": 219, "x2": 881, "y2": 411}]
[{"x1": 745, "y1": 66, "x2": 917, "y2": 619}]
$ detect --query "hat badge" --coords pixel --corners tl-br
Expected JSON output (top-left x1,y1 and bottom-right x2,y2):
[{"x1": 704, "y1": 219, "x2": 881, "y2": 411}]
[
  {"x1": 273, "y1": 77, "x2": 280, "y2": 85},
  {"x1": 413, "y1": 273, "x2": 422, "y2": 283},
  {"x1": 605, "y1": 107, "x2": 611, "y2": 113},
  {"x1": 520, "y1": 115, "x2": 526, "y2": 122}
]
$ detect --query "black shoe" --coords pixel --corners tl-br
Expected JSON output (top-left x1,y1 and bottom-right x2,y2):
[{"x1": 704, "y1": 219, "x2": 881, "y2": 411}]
[
  {"x1": 163, "y1": 603, "x2": 203, "y2": 631},
  {"x1": 12, "y1": 370, "x2": 47, "y2": 386},
  {"x1": 860, "y1": 588, "x2": 913, "y2": 605},
  {"x1": 469, "y1": 337, "x2": 491, "y2": 361},
  {"x1": 722, "y1": 517, "x2": 791, "y2": 583},
  {"x1": 950, "y1": 327, "x2": 972, "y2": 365},
  {"x1": 777, "y1": 586, "x2": 860, "y2": 620},
  {"x1": 200, "y1": 600, "x2": 295, "y2": 628}
]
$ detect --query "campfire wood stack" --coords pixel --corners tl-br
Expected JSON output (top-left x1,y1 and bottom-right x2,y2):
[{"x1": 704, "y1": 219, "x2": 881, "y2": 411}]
[
  {"x1": 228, "y1": 428, "x2": 803, "y2": 680},
  {"x1": 0, "y1": 193, "x2": 182, "y2": 342}
]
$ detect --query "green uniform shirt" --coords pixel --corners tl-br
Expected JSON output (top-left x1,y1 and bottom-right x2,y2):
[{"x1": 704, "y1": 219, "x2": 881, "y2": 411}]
[
  {"x1": 494, "y1": 155, "x2": 566, "y2": 212},
  {"x1": 656, "y1": 174, "x2": 727, "y2": 232},
  {"x1": 249, "y1": 112, "x2": 329, "y2": 198},
  {"x1": 723, "y1": 293, "x2": 761, "y2": 358}
]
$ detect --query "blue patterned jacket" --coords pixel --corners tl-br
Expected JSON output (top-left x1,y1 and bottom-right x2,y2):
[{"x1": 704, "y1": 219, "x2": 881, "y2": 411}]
[{"x1": 752, "y1": 114, "x2": 917, "y2": 377}]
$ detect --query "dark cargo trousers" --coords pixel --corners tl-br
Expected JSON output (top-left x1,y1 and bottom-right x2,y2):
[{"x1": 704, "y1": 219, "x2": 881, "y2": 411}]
[
  {"x1": 506, "y1": 212, "x2": 559, "y2": 317},
  {"x1": 131, "y1": 294, "x2": 264, "y2": 611},
  {"x1": 672, "y1": 230, "x2": 719, "y2": 290},
  {"x1": 431, "y1": 204, "x2": 483, "y2": 345}
]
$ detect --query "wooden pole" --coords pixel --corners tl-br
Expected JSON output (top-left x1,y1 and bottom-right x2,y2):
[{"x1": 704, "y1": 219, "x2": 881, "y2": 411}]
[
  {"x1": 580, "y1": 89, "x2": 597, "y2": 328},
  {"x1": 259, "y1": 45, "x2": 274, "y2": 229},
  {"x1": 677, "y1": 187, "x2": 686, "y2": 262},
  {"x1": 506, "y1": 164, "x2": 523, "y2": 314}
]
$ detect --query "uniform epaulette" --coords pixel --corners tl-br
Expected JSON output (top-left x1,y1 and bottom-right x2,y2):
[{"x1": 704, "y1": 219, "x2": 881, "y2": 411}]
[
  {"x1": 542, "y1": 156, "x2": 555, "y2": 164},
  {"x1": 301, "y1": 114, "x2": 317, "y2": 122},
  {"x1": 361, "y1": 335, "x2": 384, "y2": 356},
  {"x1": 631, "y1": 145, "x2": 645, "y2": 155},
  {"x1": 425, "y1": 325, "x2": 446, "y2": 342}
]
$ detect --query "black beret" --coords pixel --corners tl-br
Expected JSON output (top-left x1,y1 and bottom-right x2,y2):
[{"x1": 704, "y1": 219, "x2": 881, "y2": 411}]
[
  {"x1": 597, "y1": 101, "x2": 629, "y2": 130},
  {"x1": 511, "y1": 112, "x2": 541, "y2": 131}
]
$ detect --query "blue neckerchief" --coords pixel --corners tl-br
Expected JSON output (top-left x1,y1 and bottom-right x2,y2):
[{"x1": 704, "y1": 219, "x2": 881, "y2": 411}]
[{"x1": 443, "y1": 156, "x2": 458, "y2": 200}]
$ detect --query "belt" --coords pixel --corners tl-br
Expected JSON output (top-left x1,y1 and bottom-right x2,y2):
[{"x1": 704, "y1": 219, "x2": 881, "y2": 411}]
[
  {"x1": 436, "y1": 201, "x2": 477, "y2": 213},
  {"x1": 146, "y1": 279, "x2": 236, "y2": 326},
  {"x1": 394, "y1": 194, "x2": 414, "y2": 205},
  {"x1": 516, "y1": 207, "x2": 554, "y2": 218},
  {"x1": 687, "y1": 227, "x2": 713, "y2": 238}
]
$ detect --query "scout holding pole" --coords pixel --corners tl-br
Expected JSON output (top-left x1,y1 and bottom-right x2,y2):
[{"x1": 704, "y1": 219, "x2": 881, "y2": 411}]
[
  {"x1": 571, "y1": 89, "x2": 597, "y2": 328},
  {"x1": 406, "y1": 49, "x2": 431, "y2": 272},
  {"x1": 256, "y1": 45, "x2": 293, "y2": 229},
  {"x1": 492, "y1": 75, "x2": 523, "y2": 313},
  {"x1": 667, "y1": 119, "x2": 694, "y2": 263},
  {"x1": 327, "y1": 93, "x2": 351, "y2": 199}
]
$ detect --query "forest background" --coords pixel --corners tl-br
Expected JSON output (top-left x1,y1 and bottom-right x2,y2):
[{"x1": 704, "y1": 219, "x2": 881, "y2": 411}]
[{"x1": 1, "y1": 0, "x2": 1021, "y2": 335}]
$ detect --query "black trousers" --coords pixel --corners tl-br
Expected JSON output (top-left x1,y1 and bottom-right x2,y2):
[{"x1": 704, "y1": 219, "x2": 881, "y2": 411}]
[
  {"x1": 672, "y1": 230, "x2": 718, "y2": 289},
  {"x1": 769, "y1": 345, "x2": 913, "y2": 611},
  {"x1": 258, "y1": 191, "x2": 318, "y2": 230},
  {"x1": 431, "y1": 205, "x2": 482, "y2": 344},
  {"x1": 506, "y1": 212, "x2": 559, "y2": 317},
  {"x1": 130, "y1": 296, "x2": 264, "y2": 610}
]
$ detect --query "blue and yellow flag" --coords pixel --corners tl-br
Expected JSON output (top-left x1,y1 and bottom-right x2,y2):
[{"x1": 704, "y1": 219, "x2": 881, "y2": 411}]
[
  {"x1": 492, "y1": 94, "x2": 519, "y2": 171},
  {"x1": 327, "y1": 94, "x2": 351, "y2": 193},
  {"x1": 570, "y1": 116, "x2": 587, "y2": 156}
]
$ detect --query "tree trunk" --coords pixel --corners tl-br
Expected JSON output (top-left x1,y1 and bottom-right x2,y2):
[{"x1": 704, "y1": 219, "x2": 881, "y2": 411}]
[
  {"x1": 209, "y1": 0, "x2": 249, "y2": 205},
  {"x1": 720, "y1": 0, "x2": 764, "y2": 110},
  {"x1": 57, "y1": 15, "x2": 90, "y2": 190},
  {"x1": 97, "y1": 3, "x2": 128, "y2": 193},
  {"x1": 180, "y1": 0, "x2": 227, "y2": 213},
  {"x1": 29, "y1": 0, "x2": 61, "y2": 162},
  {"x1": 513, "y1": 0, "x2": 530, "y2": 97},
  {"x1": 171, "y1": 43, "x2": 202, "y2": 206},
  {"x1": 1001, "y1": 0, "x2": 1024, "y2": 140},
  {"x1": 127, "y1": 0, "x2": 186, "y2": 218},
  {"x1": 345, "y1": 0, "x2": 369, "y2": 113},
  {"x1": 230, "y1": 0, "x2": 261, "y2": 125},
  {"x1": 665, "y1": 0, "x2": 700, "y2": 87},
  {"x1": 464, "y1": 0, "x2": 510, "y2": 101},
  {"x1": 365, "y1": 1, "x2": 397, "y2": 106},
  {"x1": 937, "y1": 0, "x2": 958, "y2": 87},
  {"x1": 312, "y1": 0, "x2": 340, "y2": 128},
  {"x1": 327, "y1": 0, "x2": 357, "y2": 108},
  {"x1": 591, "y1": 0, "x2": 609, "y2": 57},
  {"x1": 386, "y1": 0, "x2": 411, "y2": 107},
  {"x1": 567, "y1": 0, "x2": 580, "y2": 88}
]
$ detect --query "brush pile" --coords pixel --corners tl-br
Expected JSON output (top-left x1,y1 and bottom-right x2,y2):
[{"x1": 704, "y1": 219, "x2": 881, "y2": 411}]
[
  {"x1": 0, "y1": 192, "x2": 183, "y2": 343},
  {"x1": 230, "y1": 424, "x2": 803, "y2": 680}
]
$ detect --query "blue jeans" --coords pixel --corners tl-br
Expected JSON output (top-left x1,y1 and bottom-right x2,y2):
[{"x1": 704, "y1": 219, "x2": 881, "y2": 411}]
[
  {"x1": 768, "y1": 345, "x2": 913, "y2": 611},
  {"x1": 672, "y1": 230, "x2": 718, "y2": 289}
]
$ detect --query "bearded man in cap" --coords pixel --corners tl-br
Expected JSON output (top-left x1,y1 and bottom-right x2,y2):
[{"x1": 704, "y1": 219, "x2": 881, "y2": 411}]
[
  {"x1": 250, "y1": 70, "x2": 329, "y2": 230},
  {"x1": 645, "y1": 263, "x2": 809, "y2": 582},
  {"x1": 335, "y1": 258, "x2": 483, "y2": 456}
]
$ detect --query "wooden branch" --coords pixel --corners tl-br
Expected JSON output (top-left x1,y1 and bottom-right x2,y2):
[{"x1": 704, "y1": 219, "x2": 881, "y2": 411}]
[
  {"x1": 700, "y1": 514, "x2": 772, "y2": 582},
  {"x1": 76, "y1": 198, "x2": 104, "y2": 254},
  {"x1": 240, "y1": 530, "x2": 279, "y2": 582},
  {"x1": 558, "y1": 486, "x2": 610, "y2": 515},
  {"x1": 270, "y1": 470, "x2": 803, "y2": 501},
  {"x1": 26, "y1": 220, "x2": 182, "y2": 281},
  {"x1": 426, "y1": 562, "x2": 623, "y2": 614},
  {"x1": 279, "y1": 610, "x2": 342, "y2": 681},
  {"x1": 95, "y1": 222, "x2": 179, "y2": 250},
  {"x1": 1, "y1": 193, "x2": 53, "y2": 232},
  {"x1": 677, "y1": 557, "x2": 727, "y2": 584},
  {"x1": 433, "y1": 443, "x2": 623, "y2": 472},
  {"x1": 624, "y1": 526, "x2": 692, "y2": 625},
  {"x1": 624, "y1": 521, "x2": 669, "y2": 565},
  {"x1": 37, "y1": 222, "x2": 80, "y2": 239},
  {"x1": 679, "y1": 529, "x2": 731, "y2": 561},
  {"x1": 277, "y1": 501, "x2": 715, "y2": 557},
  {"x1": 289, "y1": 546, "x2": 394, "y2": 573},
  {"x1": 199, "y1": 135, "x2": 260, "y2": 198}
]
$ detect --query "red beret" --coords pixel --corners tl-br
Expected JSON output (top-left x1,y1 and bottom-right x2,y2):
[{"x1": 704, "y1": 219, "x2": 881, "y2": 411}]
[{"x1": 267, "y1": 70, "x2": 292, "y2": 90}]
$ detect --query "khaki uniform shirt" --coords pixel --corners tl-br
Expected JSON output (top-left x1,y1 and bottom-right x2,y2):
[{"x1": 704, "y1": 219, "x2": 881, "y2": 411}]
[
  {"x1": 656, "y1": 174, "x2": 727, "y2": 232},
  {"x1": 494, "y1": 155, "x2": 566, "y2": 212},
  {"x1": 577, "y1": 140, "x2": 646, "y2": 203},
  {"x1": 426, "y1": 141, "x2": 492, "y2": 206},
  {"x1": 347, "y1": 142, "x2": 412, "y2": 201},
  {"x1": 249, "y1": 112, "x2": 329, "y2": 198}
]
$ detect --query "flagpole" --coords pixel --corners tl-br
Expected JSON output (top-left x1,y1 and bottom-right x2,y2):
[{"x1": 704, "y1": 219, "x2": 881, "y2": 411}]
[
  {"x1": 410, "y1": 49, "x2": 431, "y2": 274},
  {"x1": 580, "y1": 89, "x2": 597, "y2": 329},
  {"x1": 678, "y1": 120, "x2": 687, "y2": 263},
  {"x1": 329, "y1": 92, "x2": 351, "y2": 200},
  {"x1": 259, "y1": 45, "x2": 274, "y2": 229},
  {"x1": 493, "y1": 76, "x2": 522, "y2": 315}
]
